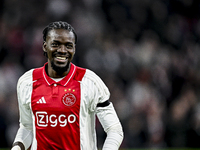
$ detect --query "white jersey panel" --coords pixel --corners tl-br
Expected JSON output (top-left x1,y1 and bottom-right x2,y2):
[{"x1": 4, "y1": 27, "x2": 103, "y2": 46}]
[
  {"x1": 14, "y1": 69, "x2": 34, "y2": 149},
  {"x1": 79, "y1": 69, "x2": 110, "y2": 150}
]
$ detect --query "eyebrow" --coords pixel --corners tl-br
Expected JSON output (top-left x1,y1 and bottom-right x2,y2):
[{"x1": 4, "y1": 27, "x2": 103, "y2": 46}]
[
  {"x1": 52, "y1": 40, "x2": 74, "y2": 46},
  {"x1": 52, "y1": 40, "x2": 72, "y2": 43}
]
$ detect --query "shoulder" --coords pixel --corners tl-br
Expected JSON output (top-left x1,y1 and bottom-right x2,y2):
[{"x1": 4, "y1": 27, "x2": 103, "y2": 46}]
[
  {"x1": 18, "y1": 65, "x2": 44, "y2": 86},
  {"x1": 17, "y1": 69, "x2": 35, "y2": 104},
  {"x1": 73, "y1": 65, "x2": 100, "y2": 84},
  {"x1": 83, "y1": 69, "x2": 109, "y2": 92},
  {"x1": 82, "y1": 69, "x2": 110, "y2": 110},
  {"x1": 83, "y1": 69, "x2": 102, "y2": 84},
  {"x1": 17, "y1": 69, "x2": 34, "y2": 89},
  {"x1": 84, "y1": 69, "x2": 101, "y2": 81}
]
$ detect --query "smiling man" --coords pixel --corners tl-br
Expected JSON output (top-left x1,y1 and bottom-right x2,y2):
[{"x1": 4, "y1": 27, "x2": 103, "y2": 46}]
[
  {"x1": 11, "y1": 21, "x2": 123, "y2": 150},
  {"x1": 43, "y1": 27, "x2": 76, "y2": 77}
]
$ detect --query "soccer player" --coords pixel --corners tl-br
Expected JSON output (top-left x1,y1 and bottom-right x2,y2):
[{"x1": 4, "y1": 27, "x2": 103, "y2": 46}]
[{"x1": 11, "y1": 21, "x2": 124, "y2": 150}]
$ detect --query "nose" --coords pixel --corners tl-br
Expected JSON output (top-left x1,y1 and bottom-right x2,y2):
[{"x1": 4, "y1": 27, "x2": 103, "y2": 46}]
[{"x1": 58, "y1": 45, "x2": 67, "y2": 53}]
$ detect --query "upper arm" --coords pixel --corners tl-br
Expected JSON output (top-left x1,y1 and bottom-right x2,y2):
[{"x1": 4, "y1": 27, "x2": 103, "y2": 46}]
[
  {"x1": 83, "y1": 70, "x2": 123, "y2": 133},
  {"x1": 82, "y1": 69, "x2": 110, "y2": 112}
]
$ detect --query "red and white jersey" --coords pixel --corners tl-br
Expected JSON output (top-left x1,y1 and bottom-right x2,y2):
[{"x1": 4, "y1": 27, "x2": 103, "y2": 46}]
[{"x1": 14, "y1": 63, "x2": 123, "y2": 150}]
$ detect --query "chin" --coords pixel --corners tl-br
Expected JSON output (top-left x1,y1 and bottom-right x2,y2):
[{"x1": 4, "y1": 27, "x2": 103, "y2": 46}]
[{"x1": 51, "y1": 61, "x2": 70, "y2": 75}]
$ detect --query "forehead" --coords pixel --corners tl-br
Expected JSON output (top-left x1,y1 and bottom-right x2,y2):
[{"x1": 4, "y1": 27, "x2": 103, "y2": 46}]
[{"x1": 47, "y1": 29, "x2": 75, "y2": 43}]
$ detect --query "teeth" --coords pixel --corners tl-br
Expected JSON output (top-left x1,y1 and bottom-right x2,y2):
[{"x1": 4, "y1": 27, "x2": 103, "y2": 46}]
[{"x1": 56, "y1": 56, "x2": 66, "y2": 60}]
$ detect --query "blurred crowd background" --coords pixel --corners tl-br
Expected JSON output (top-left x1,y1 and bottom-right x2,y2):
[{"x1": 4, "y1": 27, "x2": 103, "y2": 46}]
[{"x1": 1, "y1": 0, "x2": 200, "y2": 149}]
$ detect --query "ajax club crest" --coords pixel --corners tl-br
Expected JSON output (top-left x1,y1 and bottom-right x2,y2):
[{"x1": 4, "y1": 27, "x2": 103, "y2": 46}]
[{"x1": 62, "y1": 93, "x2": 76, "y2": 107}]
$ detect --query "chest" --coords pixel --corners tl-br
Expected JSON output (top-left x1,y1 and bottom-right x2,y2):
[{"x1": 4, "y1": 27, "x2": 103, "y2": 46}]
[{"x1": 31, "y1": 79, "x2": 81, "y2": 127}]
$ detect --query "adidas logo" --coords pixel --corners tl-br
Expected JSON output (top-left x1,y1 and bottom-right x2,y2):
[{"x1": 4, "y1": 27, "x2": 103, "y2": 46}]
[{"x1": 37, "y1": 97, "x2": 46, "y2": 104}]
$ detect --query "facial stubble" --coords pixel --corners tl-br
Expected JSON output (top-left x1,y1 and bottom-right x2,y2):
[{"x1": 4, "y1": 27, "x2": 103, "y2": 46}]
[{"x1": 50, "y1": 60, "x2": 70, "y2": 76}]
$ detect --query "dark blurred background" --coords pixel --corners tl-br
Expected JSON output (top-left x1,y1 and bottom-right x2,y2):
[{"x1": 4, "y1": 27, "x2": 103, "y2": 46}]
[{"x1": 1, "y1": 0, "x2": 200, "y2": 149}]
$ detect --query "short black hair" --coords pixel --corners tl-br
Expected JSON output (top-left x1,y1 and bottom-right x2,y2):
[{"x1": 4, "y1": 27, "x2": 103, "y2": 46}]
[{"x1": 43, "y1": 21, "x2": 77, "y2": 44}]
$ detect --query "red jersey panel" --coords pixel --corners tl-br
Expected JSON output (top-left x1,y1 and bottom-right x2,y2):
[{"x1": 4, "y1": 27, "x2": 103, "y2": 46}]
[{"x1": 31, "y1": 63, "x2": 86, "y2": 150}]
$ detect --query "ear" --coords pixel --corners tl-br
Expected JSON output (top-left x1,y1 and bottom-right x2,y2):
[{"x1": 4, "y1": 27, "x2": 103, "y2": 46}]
[{"x1": 43, "y1": 41, "x2": 47, "y2": 52}]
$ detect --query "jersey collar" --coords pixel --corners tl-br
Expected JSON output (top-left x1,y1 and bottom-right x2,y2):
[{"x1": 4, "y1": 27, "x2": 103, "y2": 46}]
[{"x1": 42, "y1": 62, "x2": 76, "y2": 86}]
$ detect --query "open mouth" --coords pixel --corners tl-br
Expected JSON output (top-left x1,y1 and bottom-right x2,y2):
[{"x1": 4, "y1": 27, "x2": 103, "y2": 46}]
[
  {"x1": 54, "y1": 56, "x2": 68, "y2": 63},
  {"x1": 56, "y1": 56, "x2": 66, "y2": 60}
]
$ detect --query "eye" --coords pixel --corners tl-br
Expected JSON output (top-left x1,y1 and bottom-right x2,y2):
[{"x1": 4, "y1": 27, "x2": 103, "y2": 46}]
[
  {"x1": 51, "y1": 43, "x2": 58, "y2": 47},
  {"x1": 66, "y1": 44, "x2": 73, "y2": 49}
]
